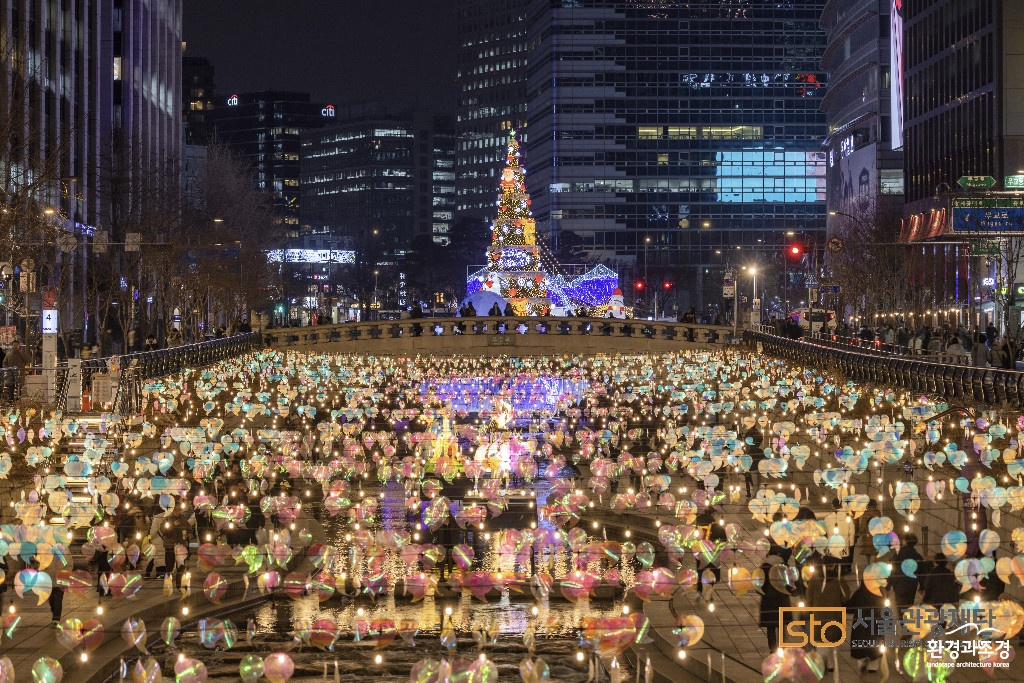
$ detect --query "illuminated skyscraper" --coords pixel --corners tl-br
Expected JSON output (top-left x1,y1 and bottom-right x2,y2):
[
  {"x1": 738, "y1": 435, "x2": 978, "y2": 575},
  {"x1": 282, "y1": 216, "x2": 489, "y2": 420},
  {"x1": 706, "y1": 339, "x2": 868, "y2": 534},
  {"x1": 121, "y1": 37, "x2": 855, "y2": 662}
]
[
  {"x1": 821, "y1": 0, "x2": 904, "y2": 237},
  {"x1": 213, "y1": 91, "x2": 330, "y2": 234},
  {"x1": 454, "y1": 0, "x2": 530, "y2": 222},
  {"x1": 524, "y1": 0, "x2": 828, "y2": 313},
  {"x1": 901, "y1": 0, "x2": 1024, "y2": 238}
]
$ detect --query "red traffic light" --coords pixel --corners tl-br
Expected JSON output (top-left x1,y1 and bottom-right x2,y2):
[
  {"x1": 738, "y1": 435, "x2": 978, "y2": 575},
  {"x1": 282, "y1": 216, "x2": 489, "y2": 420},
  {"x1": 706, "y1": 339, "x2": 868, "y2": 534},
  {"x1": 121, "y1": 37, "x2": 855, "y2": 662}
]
[
  {"x1": 634, "y1": 280, "x2": 644, "y2": 290},
  {"x1": 789, "y1": 245, "x2": 802, "y2": 255},
  {"x1": 662, "y1": 281, "x2": 673, "y2": 290}
]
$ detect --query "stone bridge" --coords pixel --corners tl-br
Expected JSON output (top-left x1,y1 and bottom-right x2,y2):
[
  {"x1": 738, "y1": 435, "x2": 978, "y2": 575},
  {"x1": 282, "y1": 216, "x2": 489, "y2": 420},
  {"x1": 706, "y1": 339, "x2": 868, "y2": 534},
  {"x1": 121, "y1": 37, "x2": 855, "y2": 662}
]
[{"x1": 261, "y1": 316, "x2": 736, "y2": 356}]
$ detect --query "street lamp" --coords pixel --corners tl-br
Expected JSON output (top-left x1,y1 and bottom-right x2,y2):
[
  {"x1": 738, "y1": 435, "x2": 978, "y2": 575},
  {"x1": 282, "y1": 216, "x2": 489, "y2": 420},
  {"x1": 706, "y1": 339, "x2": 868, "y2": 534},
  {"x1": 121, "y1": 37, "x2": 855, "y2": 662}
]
[
  {"x1": 373, "y1": 269, "x2": 380, "y2": 321},
  {"x1": 828, "y1": 210, "x2": 868, "y2": 232},
  {"x1": 745, "y1": 266, "x2": 758, "y2": 326},
  {"x1": 644, "y1": 236, "x2": 651, "y2": 318}
]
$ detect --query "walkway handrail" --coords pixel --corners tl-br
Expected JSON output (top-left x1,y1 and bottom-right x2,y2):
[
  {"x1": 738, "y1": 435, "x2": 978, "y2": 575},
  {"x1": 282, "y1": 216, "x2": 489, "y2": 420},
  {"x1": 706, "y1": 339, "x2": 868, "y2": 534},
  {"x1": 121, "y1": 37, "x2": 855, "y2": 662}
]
[
  {"x1": 805, "y1": 331, "x2": 968, "y2": 362},
  {"x1": 747, "y1": 329, "x2": 1024, "y2": 408},
  {"x1": 112, "y1": 332, "x2": 265, "y2": 414},
  {"x1": 33, "y1": 333, "x2": 266, "y2": 413}
]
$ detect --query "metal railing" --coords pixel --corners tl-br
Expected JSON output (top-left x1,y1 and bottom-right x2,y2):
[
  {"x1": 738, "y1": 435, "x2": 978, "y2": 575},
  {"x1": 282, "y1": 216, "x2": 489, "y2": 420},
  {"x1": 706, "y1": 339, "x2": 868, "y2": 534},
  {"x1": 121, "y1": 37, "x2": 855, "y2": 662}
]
[
  {"x1": 747, "y1": 329, "x2": 1024, "y2": 407},
  {"x1": 753, "y1": 324, "x2": 972, "y2": 364},
  {"x1": 12, "y1": 332, "x2": 268, "y2": 413},
  {"x1": 110, "y1": 332, "x2": 264, "y2": 414},
  {"x1": 262, "y1": 316, "x2": 737, "y2": 348}
]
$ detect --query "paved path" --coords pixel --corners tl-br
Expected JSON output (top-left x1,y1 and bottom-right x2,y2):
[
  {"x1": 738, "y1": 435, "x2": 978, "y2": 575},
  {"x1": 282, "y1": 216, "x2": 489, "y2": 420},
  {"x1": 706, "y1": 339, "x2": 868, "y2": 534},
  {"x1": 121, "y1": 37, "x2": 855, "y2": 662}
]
[
  {"x1": 0, "y1": 503, "x2": 323, "y2": 683},
  {"x1": 587, "y1": 466, "x2": 1024, "y2": 683}
]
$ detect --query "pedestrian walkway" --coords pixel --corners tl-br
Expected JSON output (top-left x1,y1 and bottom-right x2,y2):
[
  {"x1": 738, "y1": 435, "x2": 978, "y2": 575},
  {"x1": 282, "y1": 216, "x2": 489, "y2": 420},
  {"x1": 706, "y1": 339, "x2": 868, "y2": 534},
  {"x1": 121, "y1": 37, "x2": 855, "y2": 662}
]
[
  {"x1": 0, "y1": 504, "x2": 324, "y2": 683},
  {"x1": 585, "y1": 466, "x2": 1024, "y2": 683}
]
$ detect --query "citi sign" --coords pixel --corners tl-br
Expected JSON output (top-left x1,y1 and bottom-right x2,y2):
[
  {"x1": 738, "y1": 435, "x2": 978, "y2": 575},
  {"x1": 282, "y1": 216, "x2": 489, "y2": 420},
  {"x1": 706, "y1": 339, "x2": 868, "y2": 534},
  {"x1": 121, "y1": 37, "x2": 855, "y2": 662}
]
[
  {"x1": 322, "y1": 104, "x2": 335, "y2": 117},
  {"x1": 227, "y1": 94, "x2": 239, "y2": 106}
]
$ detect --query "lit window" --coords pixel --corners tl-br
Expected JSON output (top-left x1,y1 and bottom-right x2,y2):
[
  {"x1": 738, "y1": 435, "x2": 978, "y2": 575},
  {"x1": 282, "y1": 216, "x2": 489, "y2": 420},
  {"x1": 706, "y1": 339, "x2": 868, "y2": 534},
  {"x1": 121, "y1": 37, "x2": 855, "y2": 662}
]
[
  {"x1": 667, "y1": 126, "x2": 698, "y2": 139},
  {"x1": 113, "y1": 57, "x2": 121, "y2": 81},
  {"x1": 637, "y1": 126, "x2": 662, "y2": 140}
]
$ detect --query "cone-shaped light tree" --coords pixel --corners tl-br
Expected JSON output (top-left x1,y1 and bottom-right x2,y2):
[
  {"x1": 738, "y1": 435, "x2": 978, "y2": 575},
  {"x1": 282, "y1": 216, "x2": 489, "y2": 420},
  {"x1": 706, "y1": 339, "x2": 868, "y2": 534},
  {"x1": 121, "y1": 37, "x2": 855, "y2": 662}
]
[{"x1": 483, "y1": 132, "x2": 550, "y2": 315}]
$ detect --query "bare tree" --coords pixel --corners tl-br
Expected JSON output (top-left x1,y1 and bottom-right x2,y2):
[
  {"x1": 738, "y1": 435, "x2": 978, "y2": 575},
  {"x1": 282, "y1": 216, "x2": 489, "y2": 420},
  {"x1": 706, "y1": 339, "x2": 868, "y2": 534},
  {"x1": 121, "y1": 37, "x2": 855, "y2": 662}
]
[
  {"x1": 955, "y1": 212, "x2": 1024, "y2": 344},
  {"x1": 828, "y1": 196, "x2": 913, "y2": 322},
  {"x1": 178, "y1": 144, "x2": 280, "y2": 336},
  {"x1": 87, "y1": 129, "x2": 182, "y2": 353}
]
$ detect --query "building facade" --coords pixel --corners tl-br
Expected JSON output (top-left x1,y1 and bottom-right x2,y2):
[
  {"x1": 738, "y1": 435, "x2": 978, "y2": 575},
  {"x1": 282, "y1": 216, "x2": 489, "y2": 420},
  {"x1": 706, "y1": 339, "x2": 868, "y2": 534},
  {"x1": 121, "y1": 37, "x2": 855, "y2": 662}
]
[
  {"x1": 0, "y1": 0, "x2": 181, "y2": 344},
  {"x1": 182, "y1": 52, "x2": 215, "y2": 145},
  {"x1": 523, "y1": 0, "x2": 828, "y2": 314},
  {"x1": 820, "y1": 0, "x2": 904, "y2": 236},
  {"x1": 301, "y1": 106, "x2": 456, "y2": 256},
  {"x1": 901, "y1": 0, "x2": 1024, "y2": 238},
  {"x1": 0, "y1": 0, "x2": 181, "y2": 230},
  {"x1": 212, "y1": 91, "x2": 332, "y2": 234},
  {"x1": 454, "y1": 0, "x2": 530, "y2": 222}
]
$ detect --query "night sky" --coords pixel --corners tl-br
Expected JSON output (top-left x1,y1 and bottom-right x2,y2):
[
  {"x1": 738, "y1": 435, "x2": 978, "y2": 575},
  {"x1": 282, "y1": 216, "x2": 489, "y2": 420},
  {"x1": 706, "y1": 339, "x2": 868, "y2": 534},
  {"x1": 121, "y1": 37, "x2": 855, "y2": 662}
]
[{"x1": 182, "y1": 0, "x2": 459, "y2": 114}]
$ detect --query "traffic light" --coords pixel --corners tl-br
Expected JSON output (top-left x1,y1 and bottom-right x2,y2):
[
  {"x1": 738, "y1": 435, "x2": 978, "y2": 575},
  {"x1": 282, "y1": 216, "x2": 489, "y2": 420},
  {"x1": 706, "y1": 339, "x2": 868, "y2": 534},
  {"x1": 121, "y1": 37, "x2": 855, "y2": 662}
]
[
  {"x1": 634, "y1": 280, "x2": 644, "y2": 291},
  {"x1": 788, "y1": 244, "x2": 804, "y2": 258},
  {"x1": 662, "y1": 281, "x2": 673, "y2": 290}
]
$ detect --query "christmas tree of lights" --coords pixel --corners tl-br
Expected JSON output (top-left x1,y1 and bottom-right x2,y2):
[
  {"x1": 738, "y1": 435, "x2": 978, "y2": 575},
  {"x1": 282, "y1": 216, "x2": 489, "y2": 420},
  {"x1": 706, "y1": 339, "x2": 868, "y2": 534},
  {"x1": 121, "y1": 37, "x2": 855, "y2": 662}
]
[{"x1": 483, "y1": 131, "x2": 550, "y2": 316}]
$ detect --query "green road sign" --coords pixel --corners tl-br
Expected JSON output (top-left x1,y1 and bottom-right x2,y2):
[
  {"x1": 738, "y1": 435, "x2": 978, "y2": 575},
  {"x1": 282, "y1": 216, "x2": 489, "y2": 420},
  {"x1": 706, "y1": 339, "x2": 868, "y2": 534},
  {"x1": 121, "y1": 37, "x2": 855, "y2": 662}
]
[
  {"x1": 968, "y1": 239, "x2": 1001, "y2": 255},
  {"x1": 958, "y1": 175, "x2": 996, "y2": 189},
  {"x1": 1006, "y1": 175, "x2": 1024, "y2": 189}
]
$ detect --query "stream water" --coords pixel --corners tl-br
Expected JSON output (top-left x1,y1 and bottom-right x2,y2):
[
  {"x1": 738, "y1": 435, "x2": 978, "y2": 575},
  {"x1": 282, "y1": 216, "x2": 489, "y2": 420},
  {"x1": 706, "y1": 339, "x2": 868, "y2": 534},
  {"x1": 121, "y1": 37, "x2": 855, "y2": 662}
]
[{"x1": 145, "y1": 591, "x2": 625, "y2": 681}]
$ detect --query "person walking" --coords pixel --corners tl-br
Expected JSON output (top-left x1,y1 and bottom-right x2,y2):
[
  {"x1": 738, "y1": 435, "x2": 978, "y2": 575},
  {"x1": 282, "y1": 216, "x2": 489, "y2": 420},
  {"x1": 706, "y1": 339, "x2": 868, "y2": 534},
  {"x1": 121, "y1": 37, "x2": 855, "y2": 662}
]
[
  {"x1": 945, "y1": 337, "x2": 969, "y2": 364},
  {"x1": 2, "y1": 341, "x2": 30, "y2": 399},
  {"x1": 145, "y1": 511, "x2": 166, "y2": 579},
  {"x1": 743, "y1": 420, "x2": 764, "y2": 497},
  {"x1": 890, "y1": 532, "x2": 922, "y2": 609},
  {"x1": 972, "y1": 332, "x2": 989, "y2": 367},
  {"x1": 758, "y1": 558, "x2": 793, "y2": 652},
  {"x1": 846, "y1": 577, "x2": 885, "y2": 673},
  {"x1": 921, "y1": 553, "x2": 959, "y2": 607},
  {"x1": 47, "y1": 569, "x2": 64, "y2": 622},
  {"x1": 157, "y1": 506, "x2": 193, "y2": 585},
  {"x1": 823, "y1": 498, "x2": 856, "y2": 562},
  {"x1": 92, "y1": 546, "x2": 111, "y2": 596},
  {"x1": 855, "y1": 499, "x2": 879, "y2": 563},
  {"x1": 805, "y1": 555, "x2": 847, "y2": 672}
]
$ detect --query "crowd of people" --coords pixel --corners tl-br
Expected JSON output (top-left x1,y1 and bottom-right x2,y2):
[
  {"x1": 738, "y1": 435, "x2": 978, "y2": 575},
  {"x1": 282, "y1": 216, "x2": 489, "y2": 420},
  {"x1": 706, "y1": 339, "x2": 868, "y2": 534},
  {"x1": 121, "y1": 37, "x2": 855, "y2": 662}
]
[
  {"x1": 758, "y1": 520, "x2": 1006, "y2": 673},
  {"x1": 839, "y1": 321, "x2": 1019, "y2": 368}
]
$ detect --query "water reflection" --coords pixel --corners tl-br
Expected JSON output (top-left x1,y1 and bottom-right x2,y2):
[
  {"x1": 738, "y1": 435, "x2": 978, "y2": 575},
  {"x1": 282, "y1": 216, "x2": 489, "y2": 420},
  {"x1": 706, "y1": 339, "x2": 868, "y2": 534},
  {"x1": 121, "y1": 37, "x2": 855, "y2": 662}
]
[
  {"x1": 252, "y1": 592, "x2": 622, "y2": 639},
  {"x1": 151, "y1": 593, "x2": 623, "y2": 682}
]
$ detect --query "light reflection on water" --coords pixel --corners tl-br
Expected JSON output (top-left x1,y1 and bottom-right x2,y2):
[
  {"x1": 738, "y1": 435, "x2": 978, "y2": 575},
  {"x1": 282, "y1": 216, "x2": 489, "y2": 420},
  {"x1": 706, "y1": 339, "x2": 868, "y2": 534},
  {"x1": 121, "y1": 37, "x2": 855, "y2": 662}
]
[
  {"x1": 252, "y1": 592, "x2": 623, "y2": 639},
  {"x1": 420, "y1": 375, "x2": 590, "y2": 413}
]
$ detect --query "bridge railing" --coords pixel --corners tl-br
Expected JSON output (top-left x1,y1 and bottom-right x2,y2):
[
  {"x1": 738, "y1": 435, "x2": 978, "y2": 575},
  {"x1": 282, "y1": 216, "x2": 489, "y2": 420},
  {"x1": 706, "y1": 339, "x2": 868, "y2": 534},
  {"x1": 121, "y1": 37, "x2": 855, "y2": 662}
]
[
  {"x1": 747, "y1": 329, "x2": 1024, "y2": 407},
  {"x1": 261, "y1": 317, "x2": 737, "y2": 349}
]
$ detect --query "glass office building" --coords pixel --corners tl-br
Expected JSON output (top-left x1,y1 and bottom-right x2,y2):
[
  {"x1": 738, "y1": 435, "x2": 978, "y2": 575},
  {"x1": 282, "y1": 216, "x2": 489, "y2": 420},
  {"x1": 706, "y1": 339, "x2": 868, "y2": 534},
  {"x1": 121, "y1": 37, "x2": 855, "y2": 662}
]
[
  {"x1": 213, "y1": 91, "x2": 331, "y2": 235},
  {"x1": 524, "y1": 0, "x2": 828, "y2": 312},
  {"x1": 455, "y1": 0, "x2": 530, "y2": 222},
  {"x1": 301, "y1": 109, "x2": 456, "y2": 256},
  {"x1": 902, "y1": 0, "x2": 1024, "y2": 238}
]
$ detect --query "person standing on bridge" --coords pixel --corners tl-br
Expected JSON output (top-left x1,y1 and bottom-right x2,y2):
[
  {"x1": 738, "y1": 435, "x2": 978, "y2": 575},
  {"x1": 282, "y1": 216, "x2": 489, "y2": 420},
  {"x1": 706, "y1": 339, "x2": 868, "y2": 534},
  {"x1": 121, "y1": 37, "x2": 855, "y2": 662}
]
[
  {"x1": 972, "y1": 332, "x2": 989, "y2": 367},
  {"x1": 1, "y1": 341, "x2": 29, "y2": 399}
]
